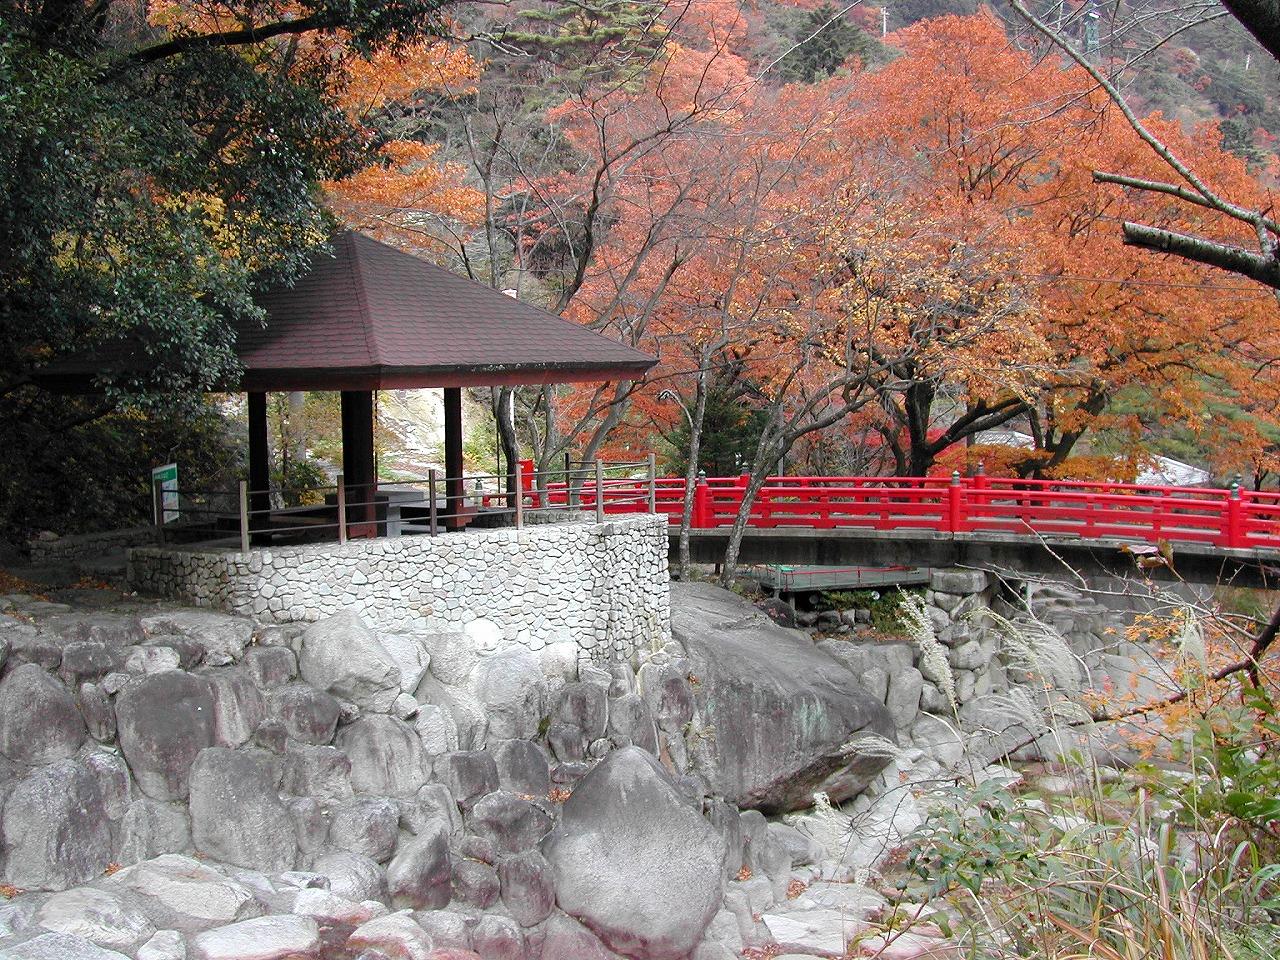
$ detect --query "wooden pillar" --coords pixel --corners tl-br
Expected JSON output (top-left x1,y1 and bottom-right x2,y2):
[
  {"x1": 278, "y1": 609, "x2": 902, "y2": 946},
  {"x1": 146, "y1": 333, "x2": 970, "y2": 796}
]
[
  {"x1": 341, "y1": 390, "x2": 377, "y2": 535},
  {"x1": 247, "y1": 392, "x2": 271, "y2": 543},
  {"x1": 444, "y1": 387, "x2": 464, "y2": 529}
]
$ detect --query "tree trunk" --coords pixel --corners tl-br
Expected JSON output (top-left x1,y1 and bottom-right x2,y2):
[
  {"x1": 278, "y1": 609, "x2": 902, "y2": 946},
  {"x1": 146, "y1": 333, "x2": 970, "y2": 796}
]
[{"x1": 677, "y1": 369, "x2": 710, "y2": 580}]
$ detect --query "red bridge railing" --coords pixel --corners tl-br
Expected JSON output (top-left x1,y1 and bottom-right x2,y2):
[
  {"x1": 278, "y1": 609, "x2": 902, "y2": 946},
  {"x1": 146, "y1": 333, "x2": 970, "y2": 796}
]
[{"x1": 544, "y1": 472, "x2": 1280, "y2": 552}]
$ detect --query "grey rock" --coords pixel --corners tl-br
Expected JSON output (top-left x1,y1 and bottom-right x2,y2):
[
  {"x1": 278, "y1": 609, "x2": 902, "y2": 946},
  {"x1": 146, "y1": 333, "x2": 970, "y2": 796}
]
[
  {"x1": 139, "y1": 611, "x2": 251, "y2": 667},
  {"x1": 529, "y1": 912, "x2": 620, "y2": 960},
  {"x1": 346, "y1": 911, "x2": 432, "y2": 959},
  {"x1": 884, "y1": 668, "x2": 925, "y2": 729},
  {"x1": 188, "y1": 915, "x2": 320, "y2": 960},
  {"x1": 414, "y1": 671, "x2": 487, "y2": 751},
  {"x1": 280, "y1": 744, "x2": 353, "y2": 802},
  {"x1": 287, "y1": 797, "x2": 329, "y2": 857},
  {"x1": 136, "y1": 929, "x2": 186, "y2": 960},
  {"x1": 312, "y1": 852, "x2": 387, "y2": 903},
  {"x1": 252, "y1": 719, "x2": 288, "y2": 754},
  {"x1": 949, "y1": 640, "x2": 986, "y2": 672},
  {"x1": 115, "y1": 671, "x2": 215, "y2": 801},
  {"x1": 33, "y1": 888, "x2": 155, "y2": 953},
  {"x1": 198, "y1": 668, "x2": 266, "y2": 748},
  {"x1": 436, "y1": 750, "x2": 499, "y2": 811},
  {"x1": 329, "y1": 797, "x2": 400, "y2": 863},
  {"x1": 83, "y1": 751, "x2": 133, "y2": 821},
  {"x1": 670, "y1": 583, "x2": 895, "y2": 813},
  {"x1": 414, "y1": 909, "x2": 470, "y2": 950},
  {"x1": 606, "y1": 694, "x2": 656, "y2": 750},
  {"x1": 118, "y1": 799, "x2": 192, "y2": 863},
  {"x1": 705, "y1": 799, "x2": 744, "y2": 879},
  {"x1": 298, "y1": 613, "x2": 400, "y2": 712},
  {"x1": 77, "y1": 683, "x2": 116, "y2": 743},
  {"x1": 376, "y1": 633, "x2": 430, "y2": 694},
  {"x1": 554, "y1": 683, "x2": 608, "y2": 740},
  {"x1": 546, "y1": 722, "x2": 584, "y2": 763},
  {"x1": 188, "y1": 747, "x2": 297, "y2": 871},
  {"x1": 101, "y1": 854, "x2": 263, "y2": 934},
  {"x1": 243, "y1": 647, "x2": 296, "y2": 689},
  {"x1": 43, "y1": 612, "x2": 143, "y2": 648},
  {"x1": 386, "y1": 821, "x2": 451, "y2": 910},
  {"x1": 493, "y1": 739, "x2": 551, "y2": 798},
  {"x1": 472, "y1": 650, "x2": 546, "y2": 740},
  {"x1": 59, "y1": 641, "x2": 126, "y2": 683},
  {"x1": 636, "y1": 662, "x2": 694, "y2": 735},
  {"x1": 928, "y1": 569, "x2": 990, "y2": 595},
  {"x1": 336, "y1": 716, "x2": 428, "y2": 798},
  {"x1": 144, "y1": 635, "x2": 205, "y2": 671},
  {"x1": 471, "y1": 913, "x2": 524, "y2": 960},
  {"x1": 0, "y1": 663, "x2": 86, "y2": 765},
  {"x1": 412, "y1": 704, "x2": 458, "y2": 757},
  {"x1": 3, "y1": 759, "x2": 112, "y2": 890},
  {"x1": 419, "y1": 632, "x2": 477, "y2": 686},
  {"x1": 123, "y1": 645, "x2": 181, "y2": 676},
  {"x1": 0, "y1": 933, "x2": 131, "y2": 959},
  {"x1": 451, "y1": 858, "x2": 499, "y2": 908},
  {"x1": 768, "y1": 823, "x2": 822, "y2": 868},
  {"x1": 268, "y1": 684, "x2": 340, "y2": 745},
  {"x1": 541, "y1": 746, "x2": 727, "y2": 960},
  {"x1": 453, "y1": 834, "x2": 497, "y2": 865},
  {"x1": 498, "y1": 851, "x2": 555, "y2": 928},
  {"x1": 404, "y1": 783, "x2": 463, "y2": 837},
  {"x1": 467, "y1": 790, "x2": 553, "y2": 854}
]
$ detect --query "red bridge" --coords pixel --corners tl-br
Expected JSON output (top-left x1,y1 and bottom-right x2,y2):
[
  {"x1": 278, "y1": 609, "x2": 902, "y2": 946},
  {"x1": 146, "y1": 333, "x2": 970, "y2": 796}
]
[
  {"x1": 542, "y1": 472, "x2": 1280, "y2": 583},
  {"x1": 549, "y1": 473, "x2": 1278, "y2": 551}
]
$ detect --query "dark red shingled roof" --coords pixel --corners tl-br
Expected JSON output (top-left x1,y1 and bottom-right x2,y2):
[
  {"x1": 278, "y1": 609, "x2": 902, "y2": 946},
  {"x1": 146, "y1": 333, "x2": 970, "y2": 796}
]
[
  {"x1": 35, "y1": 231, "x2": 657, "y2": 392},
  {"x1": 239, "y1": 231, "x2": 655, "y2": 391}
]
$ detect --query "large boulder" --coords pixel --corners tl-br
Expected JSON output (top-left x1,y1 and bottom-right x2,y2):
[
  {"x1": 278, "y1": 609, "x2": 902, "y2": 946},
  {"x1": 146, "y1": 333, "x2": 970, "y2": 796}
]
[
  {"x1": 335, "y1": 716, "x2": 428, "y2": 798},
  {"x1": 669, "y1": 583, "x2": 895, "y2": 813},
  {"x1": 471, "y1": 650, "x2": 546, "y2": 740},
  {"x1": 540, "y1": 746, "x2": 727, "y2": 959},
  {"x1": 139, "y1": 611, "x2": 252, "y2": 667},
  {"x1": 2, "y1": 759, "x2": 112, "y2": 890},
  {"x1": 189, "y1": 915, "x2": 321, "y2": 960},
  {"x1": 198, "y1": 668, "x2": 266, "y2": 748},
  {"x1": 115, "y1": 671, "x2": 215, "y2": 801},
  {"x1": 34, "y1": 889, "x2": 155, "y2": 953},
  {"x1": 386, "y1": 820, "x2": 452, "y2": 910},
  {"x1": 100, "y1": 854, "x2": 262, "y2": 934},
  {"x1": 0, "y1": 663, "x2": 86, "y2": 764},
  {"x1": 298, "y1": 613, "x2": 400, "y2": 712},
  {"x1": 188, "y1": 747, "x2": 297, "y2": 870}
]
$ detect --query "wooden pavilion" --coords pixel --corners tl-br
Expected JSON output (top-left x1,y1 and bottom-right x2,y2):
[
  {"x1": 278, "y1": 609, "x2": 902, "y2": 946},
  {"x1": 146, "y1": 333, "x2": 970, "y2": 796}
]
[{"x1": 41, "y1": 230, "x2": 656, "y2": 530}]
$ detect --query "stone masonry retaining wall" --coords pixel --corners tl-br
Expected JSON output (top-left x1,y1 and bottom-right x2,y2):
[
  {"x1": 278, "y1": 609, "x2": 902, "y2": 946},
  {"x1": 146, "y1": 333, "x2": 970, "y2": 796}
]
[
  {"x1": 28, "y1": 525, "x2": 157, "y2": 564},
  {"x1": 128, "y1": 514, "x2": 670, "y2": 663}
]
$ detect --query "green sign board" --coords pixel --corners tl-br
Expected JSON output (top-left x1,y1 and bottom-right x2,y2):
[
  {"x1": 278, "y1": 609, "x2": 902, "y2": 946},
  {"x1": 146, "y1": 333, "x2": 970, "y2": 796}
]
[{"x1": 152, "y1": 463, "x2": 179, "y2": 524}]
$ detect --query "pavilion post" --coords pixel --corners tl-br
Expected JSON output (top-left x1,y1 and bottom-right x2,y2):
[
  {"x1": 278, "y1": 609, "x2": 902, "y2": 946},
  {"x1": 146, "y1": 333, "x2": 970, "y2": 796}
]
[
  {"x1": 444, "y1": 387, "x2": 464, "y2": 530},
  {"x1": 341, "y1": 390, "x2": 378, "y2": 537},
  {"x1": 247, "y1": 392, "x2": 271, "y2": 545}
]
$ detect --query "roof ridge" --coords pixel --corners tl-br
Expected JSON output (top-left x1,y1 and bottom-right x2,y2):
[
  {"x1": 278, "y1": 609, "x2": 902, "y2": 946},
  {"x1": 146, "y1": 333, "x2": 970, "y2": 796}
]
[{"x1": 344, "y1": 232, "x2": 382, "y2": 368}]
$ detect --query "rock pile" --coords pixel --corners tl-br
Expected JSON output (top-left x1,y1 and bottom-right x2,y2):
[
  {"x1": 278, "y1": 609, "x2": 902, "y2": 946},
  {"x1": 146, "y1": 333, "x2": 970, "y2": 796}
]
[{"x1": 0, "y1": 582, "x2": 902, "y2": 959}]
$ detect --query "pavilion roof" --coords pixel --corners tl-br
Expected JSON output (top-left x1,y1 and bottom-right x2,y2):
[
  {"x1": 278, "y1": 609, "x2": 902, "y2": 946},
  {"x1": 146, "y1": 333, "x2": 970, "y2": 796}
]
[
  {"x1": 239, "y1": 231, "x2": 656, "y2": 391},
  {"x1": 36, "y1": 231, "x2": 657, "y2": 393}
]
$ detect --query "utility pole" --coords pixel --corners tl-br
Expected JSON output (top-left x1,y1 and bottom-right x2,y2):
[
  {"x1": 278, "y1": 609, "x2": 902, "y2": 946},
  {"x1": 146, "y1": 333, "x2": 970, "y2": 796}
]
[{"x1": 881, "y1": 5, "x2": 888, "y2": 37}]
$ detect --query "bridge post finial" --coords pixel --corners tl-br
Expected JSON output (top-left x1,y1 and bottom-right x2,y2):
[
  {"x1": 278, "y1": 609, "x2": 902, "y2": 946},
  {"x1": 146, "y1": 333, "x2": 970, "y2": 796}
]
[{"x1": 975, "y1": 460, "x2": 985, "y2": 476}]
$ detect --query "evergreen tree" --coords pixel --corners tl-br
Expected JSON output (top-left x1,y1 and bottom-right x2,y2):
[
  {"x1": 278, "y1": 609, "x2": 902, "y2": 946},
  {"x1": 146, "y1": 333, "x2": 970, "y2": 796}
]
[{"x1": 777, "y1": 3, "x2": 882, "y2": 84}]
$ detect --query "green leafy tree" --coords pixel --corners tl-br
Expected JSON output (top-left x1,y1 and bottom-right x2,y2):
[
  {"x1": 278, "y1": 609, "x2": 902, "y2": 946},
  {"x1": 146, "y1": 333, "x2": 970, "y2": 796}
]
[{"x1": 0, "y1": 0, "x2": 457, "y2": 420}]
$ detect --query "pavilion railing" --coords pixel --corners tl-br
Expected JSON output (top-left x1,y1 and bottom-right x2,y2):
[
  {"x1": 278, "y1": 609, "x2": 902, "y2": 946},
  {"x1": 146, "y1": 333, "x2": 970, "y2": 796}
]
[{"x1": 151, "y1": 455, "x2": 660, "y2": 550}]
